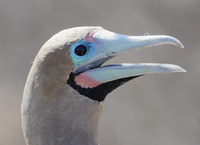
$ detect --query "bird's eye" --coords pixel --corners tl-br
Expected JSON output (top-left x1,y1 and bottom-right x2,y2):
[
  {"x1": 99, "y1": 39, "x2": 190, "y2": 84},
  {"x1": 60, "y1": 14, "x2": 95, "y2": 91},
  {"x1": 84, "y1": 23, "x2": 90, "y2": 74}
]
[{"x1": 74, "y1": 45, "x2": 87, "y2": 56}]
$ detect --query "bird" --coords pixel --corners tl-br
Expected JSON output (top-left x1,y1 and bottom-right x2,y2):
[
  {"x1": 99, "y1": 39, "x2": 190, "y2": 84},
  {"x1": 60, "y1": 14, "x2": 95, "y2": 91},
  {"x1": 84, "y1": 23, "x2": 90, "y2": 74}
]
[{"x1": 21, "y1": 26, "x2": 185, "y2": 145}]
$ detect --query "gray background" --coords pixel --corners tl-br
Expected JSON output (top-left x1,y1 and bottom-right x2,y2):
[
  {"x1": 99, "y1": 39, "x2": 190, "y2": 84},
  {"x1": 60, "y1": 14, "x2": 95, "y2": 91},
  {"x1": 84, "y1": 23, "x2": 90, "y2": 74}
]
[{"x1": 0, "y1": 0, "x2": 199, "y2": 145}]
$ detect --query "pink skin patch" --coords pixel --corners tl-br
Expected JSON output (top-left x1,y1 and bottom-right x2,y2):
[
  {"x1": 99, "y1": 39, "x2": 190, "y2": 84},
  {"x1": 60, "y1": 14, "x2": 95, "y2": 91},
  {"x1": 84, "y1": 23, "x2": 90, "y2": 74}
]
[
  {"x1": 85, "y1": 28, "x2": 103, "y2": 42},
  {"x1": 75, "y1": 73, "x2": 101, "y2": 88}
]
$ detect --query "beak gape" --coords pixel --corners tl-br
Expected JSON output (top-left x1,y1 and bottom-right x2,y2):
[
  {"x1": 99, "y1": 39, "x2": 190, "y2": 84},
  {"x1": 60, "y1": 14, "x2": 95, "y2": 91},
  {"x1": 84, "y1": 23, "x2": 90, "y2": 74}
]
[{"x1": 73, "y1": 29, "x2": 185, "y2": 89}]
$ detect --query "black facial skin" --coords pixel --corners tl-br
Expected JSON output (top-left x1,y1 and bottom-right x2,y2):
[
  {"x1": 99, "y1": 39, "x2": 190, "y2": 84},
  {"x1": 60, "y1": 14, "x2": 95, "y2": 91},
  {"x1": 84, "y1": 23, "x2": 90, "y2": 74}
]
[{"x1": 67, "y1": 73, "x2": 142, "y2": 102}]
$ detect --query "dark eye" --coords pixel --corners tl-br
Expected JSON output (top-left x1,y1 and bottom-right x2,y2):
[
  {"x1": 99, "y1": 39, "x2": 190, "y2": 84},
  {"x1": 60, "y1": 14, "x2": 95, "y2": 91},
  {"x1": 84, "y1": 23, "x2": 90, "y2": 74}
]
[{"x1": 74, "y1": 45, "x2": 87, "y2": 56}]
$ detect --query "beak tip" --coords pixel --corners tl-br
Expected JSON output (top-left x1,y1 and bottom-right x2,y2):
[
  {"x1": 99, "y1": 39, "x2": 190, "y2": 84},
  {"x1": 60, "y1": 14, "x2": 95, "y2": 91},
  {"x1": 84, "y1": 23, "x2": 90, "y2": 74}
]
[
  {"x1": 175, "y1": 39, "x2": 184, "y2": 49},
  {"x1": 179, "y1": 43, "x2": 184, "y2": 49},
  {"x1": 170, "y1": 36, "x2": 184, "y2": 48},
  {"x1": 181, "y1": 68, "x2": 187, "y2": 72},
  {"x1": 175, "y1": 66, "x2": 187, "y2": 72},
  {"x1": 157, "y1": 64, "x2": 186, "y2": 73}
]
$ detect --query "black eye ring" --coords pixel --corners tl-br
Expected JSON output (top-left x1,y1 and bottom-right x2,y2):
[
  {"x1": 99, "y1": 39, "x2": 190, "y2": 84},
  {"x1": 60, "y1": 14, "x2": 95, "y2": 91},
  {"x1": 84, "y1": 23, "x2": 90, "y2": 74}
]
[{"x1": 74, "y1": 45, "x2": 87, "y2": 56}]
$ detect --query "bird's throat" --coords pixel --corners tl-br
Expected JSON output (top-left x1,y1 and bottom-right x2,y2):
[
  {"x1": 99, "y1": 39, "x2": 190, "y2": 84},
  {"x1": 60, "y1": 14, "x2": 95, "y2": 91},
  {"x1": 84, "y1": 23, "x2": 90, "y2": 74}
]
[{"x1": 67, "y1": 73, "x2": 141, "y2": 102}]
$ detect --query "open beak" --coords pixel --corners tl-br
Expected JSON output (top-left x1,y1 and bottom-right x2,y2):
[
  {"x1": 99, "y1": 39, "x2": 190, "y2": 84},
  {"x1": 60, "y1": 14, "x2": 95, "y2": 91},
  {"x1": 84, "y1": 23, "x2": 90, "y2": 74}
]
[{"x1": 74, "y1": 29, "x2": 186, "y2": 88}]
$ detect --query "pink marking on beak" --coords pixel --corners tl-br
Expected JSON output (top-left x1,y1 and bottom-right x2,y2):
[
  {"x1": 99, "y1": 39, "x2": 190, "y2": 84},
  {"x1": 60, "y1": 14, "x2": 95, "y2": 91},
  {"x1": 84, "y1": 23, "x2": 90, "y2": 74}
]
[
  {"x1": 85, "y1": 28, "x2": 103, "y2": 42},
  {"x1": 75, "y1": 73, "x2": 101, "y2": 88}
]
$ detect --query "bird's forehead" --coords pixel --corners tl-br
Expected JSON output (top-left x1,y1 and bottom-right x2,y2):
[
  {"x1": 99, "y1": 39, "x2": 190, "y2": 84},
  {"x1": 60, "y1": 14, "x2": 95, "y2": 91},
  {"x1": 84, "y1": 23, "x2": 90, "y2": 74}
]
[{"x1": 56, "y1": 26, "x2": 102, "y2": 43}]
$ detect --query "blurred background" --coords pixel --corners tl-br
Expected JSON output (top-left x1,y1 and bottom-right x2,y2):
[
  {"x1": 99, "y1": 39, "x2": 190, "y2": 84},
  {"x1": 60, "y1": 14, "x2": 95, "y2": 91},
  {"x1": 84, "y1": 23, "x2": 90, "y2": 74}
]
[{"x1": 0, "y1": 0, "x2": 199, "y2": 145}]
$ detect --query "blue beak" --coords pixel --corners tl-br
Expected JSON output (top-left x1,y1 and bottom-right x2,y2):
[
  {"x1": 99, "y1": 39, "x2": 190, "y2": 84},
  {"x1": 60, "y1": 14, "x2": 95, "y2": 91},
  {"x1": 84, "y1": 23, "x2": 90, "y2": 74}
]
[{"x1": 74, "y1": 29, "x2": 186, "y2": 88}]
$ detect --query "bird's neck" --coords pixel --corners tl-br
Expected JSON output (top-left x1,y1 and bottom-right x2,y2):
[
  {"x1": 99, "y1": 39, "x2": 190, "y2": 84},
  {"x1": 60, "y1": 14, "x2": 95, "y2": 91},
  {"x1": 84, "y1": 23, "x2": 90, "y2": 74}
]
[{"x1": 22, "y1": 64, "x2": 103, "y2": 145}]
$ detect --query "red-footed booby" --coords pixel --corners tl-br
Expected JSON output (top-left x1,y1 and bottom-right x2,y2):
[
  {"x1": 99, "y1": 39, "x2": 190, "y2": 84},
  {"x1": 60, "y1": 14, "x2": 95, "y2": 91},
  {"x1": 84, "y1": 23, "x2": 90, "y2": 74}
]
[{"x1": 22, "y1": 26, "x2": 185, "y2": 145}]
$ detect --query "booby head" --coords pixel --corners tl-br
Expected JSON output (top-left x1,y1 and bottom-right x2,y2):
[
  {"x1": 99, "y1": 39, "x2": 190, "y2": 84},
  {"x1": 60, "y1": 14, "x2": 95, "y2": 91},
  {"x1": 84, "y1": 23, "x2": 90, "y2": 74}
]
[
  {"x1": 22, "y1": 26, "x2": 185, "y2": 145},
  {"x1": 63, "y1": 26, "x2": 184, "y2": 102}
]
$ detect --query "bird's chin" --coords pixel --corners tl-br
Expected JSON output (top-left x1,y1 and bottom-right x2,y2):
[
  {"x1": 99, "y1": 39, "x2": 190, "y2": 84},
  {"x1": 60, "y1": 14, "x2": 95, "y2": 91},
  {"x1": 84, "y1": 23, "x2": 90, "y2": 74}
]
[{"x1": 67, "y1": 69, "x2": 141, "y2": 102}]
